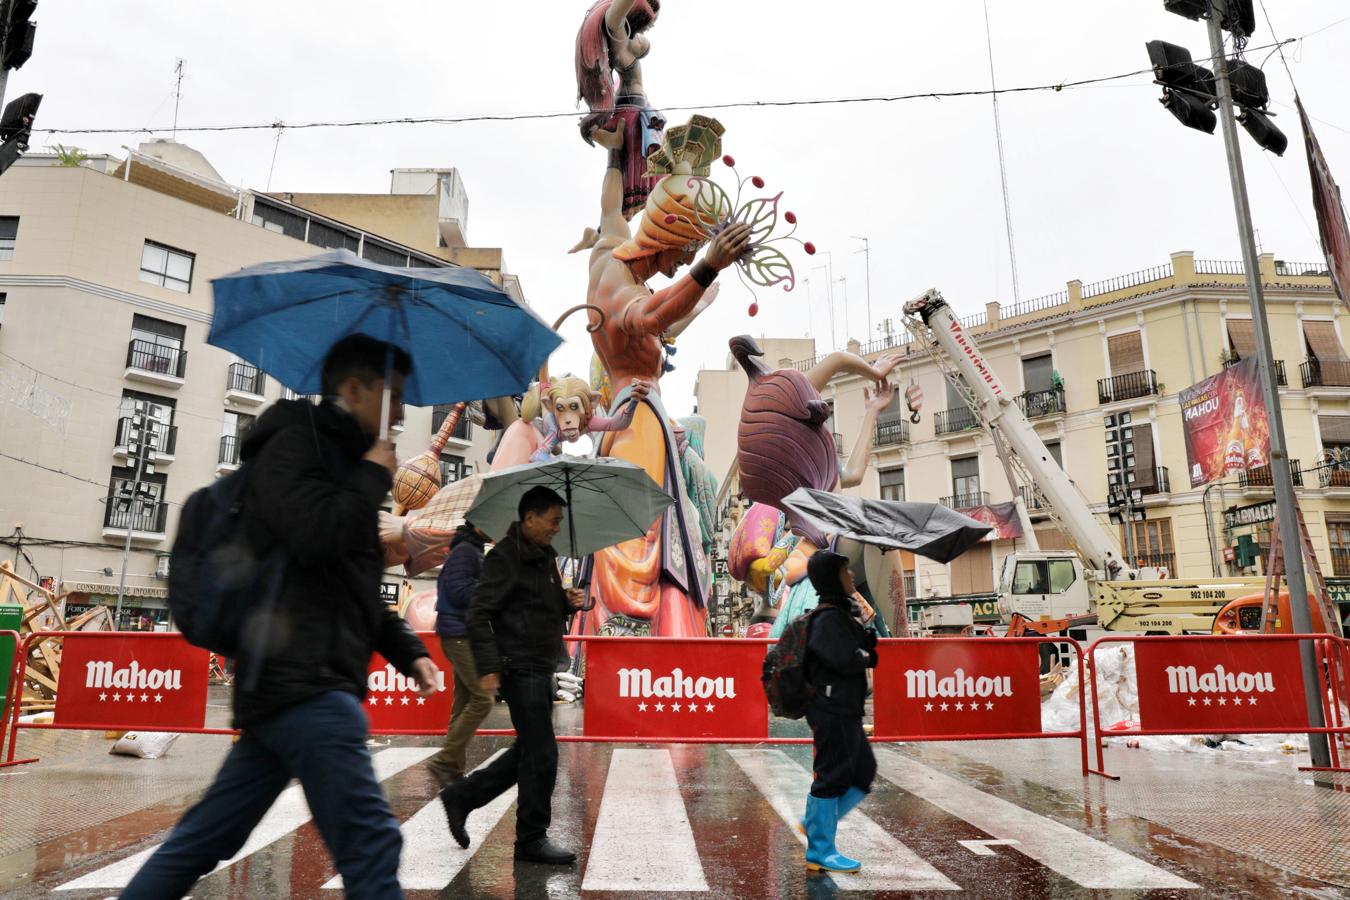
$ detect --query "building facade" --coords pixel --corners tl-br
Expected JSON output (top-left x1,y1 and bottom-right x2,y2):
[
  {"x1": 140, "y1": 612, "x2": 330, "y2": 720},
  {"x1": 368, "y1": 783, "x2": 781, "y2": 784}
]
[
  {"x1": 696, "y1": 251, "x2": 1349, "y2": 625},
  {"x1": 0, "y1": 144, "x2": 521, "y2": 628}
]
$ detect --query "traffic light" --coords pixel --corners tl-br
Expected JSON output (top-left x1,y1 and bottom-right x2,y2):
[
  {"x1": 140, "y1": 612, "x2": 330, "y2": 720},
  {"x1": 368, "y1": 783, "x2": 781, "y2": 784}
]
[
  {"x1": 1238, "y1": 108, "x2": 1288, "y2": 156},
  {"x1": 0, "y1": 91, "x2": 39, "y2": 175},
  {"x1": 1224, "y1": 58, "x2": 1286, "y2": 156},
  {"x1": 1162, "y1": 0, "x2": 1208, "y2": 21},
  {"x1": 2, "y1": 0, "x2": 36, "y2": 71},
  {"x1": 1146, "y1": 40, "x2": 1217, "y2": 134},
  {"x1": 1220, "y1": 0, "x2": 1255, "y2": 40}
]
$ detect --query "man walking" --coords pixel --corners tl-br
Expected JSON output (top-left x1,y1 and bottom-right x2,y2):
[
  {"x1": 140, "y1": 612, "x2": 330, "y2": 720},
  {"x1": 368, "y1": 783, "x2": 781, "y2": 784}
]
[
  {"x1": 122, "y1": 335, "x2": 440, "y2": 900},
  {"x1": 439, "y1": 486, "x2": 585, "y2": 864},
  {"x1": 426, "y1": 522, "x2": 494, "y2": 787}
]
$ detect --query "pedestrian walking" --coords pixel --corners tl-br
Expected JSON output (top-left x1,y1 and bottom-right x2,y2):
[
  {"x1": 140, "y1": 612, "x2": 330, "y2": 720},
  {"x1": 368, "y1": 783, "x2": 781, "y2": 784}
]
[
  {"x1": 439, "y1": 486, "x2": 585, "y2": 865},
  {"x1": 122, "y1": 335, "x2": 440, "y2": 900},
  {"x1": 801, "y1": 549, "x2": 878, "y2": 874},
  {"x1": 425, "y1": 522, "x2": 495, "y2": 788}
]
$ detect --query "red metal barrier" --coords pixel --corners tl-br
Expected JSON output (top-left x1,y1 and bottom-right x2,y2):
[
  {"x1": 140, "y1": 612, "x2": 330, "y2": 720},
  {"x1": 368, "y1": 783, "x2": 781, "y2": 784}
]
[
  {"x1": 1085, "y1": 634, "x2": 1350, "y2": 780},
  {"x1": 0, "y1": 629, "x2": 35, "y2": 769}
]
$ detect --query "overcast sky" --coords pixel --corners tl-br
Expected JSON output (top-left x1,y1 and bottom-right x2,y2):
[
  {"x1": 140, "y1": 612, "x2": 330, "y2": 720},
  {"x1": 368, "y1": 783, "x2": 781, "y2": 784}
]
[{"x1": 14, "y1": 1, "x2": 1350, "y2": 416}]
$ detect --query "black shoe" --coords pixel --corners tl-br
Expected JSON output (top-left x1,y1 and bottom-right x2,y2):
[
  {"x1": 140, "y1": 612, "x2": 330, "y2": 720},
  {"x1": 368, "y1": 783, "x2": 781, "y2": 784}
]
[
  {"x1": 439, "y1": 788, "x2": 471, "y2": 849},
  {"x1": 514, "y1": 838, "x2": 576, "y2": 865}
]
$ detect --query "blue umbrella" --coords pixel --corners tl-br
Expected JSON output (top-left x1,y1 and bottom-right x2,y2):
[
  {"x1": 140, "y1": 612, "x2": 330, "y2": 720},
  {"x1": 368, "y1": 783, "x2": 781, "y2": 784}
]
[{"x1": 208, "y1": 249, "x2": 562, "y2": 425}]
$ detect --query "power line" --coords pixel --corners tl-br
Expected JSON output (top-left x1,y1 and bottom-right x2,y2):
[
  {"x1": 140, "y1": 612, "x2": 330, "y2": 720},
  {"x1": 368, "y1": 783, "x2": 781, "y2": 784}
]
[
  {"x1": 983, "y1": 0, "x2": 1021, "y2": 305},
  {"x1": 0, "y1": 450, "x2": 110, "y2": 489},
  {"x1": 32, "y1": 39, "x2": 1301, "y2": 138}
]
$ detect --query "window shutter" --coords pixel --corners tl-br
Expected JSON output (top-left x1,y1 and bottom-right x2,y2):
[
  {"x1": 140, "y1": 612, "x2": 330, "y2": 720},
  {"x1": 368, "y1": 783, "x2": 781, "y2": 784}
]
[
  {"x1": 949, "y1": 542, "x2": 993, "y2": 595},
  {"x1": 1022, "y1": 354, "x2": 1054, "y2": 392},
  {"x1": 880, "y1": 468, "x2": 905, "y2": 488},
  {"x1": 1132, "y1": 422, "x2": 1155, "y2": 487},
  {"x1": 1107, "y1": 332, "x2": 1145, "y2": 374},
  {"x1": 1320, "y1": 416, "x2": 1350, "y2": 444},
  {"x1": 1304, "y1": 321, "x2": 1346, "y2": 361},
  {"x1": 1226, "y1": 319, "x2": 1256, "y2": 358},
  {"x1": 1034, "y1": 526, "x2": 1072, "y2": 551}
]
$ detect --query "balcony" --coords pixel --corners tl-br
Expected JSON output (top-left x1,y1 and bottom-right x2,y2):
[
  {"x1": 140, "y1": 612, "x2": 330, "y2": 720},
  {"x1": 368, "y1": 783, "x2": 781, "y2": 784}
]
[
  {"x1": 218, "y1": 434, "x2": 241, "y2": 472},
  {"x1": 1223, "y1": 353, "x2": 1286, "y2": 387},
  {"x1": 833, "y1": 432, "x2": 845, "y2": 457},
  {"x1": 940, "y1": 490, "x2": 989, "y2": 509},
  {"x1": 1237, "y1": 460, "x2": 1302, "y2": 492},
  {"x1": 1131, "y1": 551, "x2": 1176, "y2": 575},
  {"x1": 1320, "y1": 465, "x2": 1350, "y2": 492},
  {"x1": 1018, "y1": 484, "x2": 1050, "y2": 518},
  {"x1": 874, "y1": 416, "x2": 910, "y2": 447},
  {"x1": 1016, "y1": 386, "x2": 1065, "y2": 419},
  {"x1": 1097, "y1": 369, "x2": 1158, "y2": 405},
  {"x1": 934, "y1": 407, "x2": 980, "y2": 436},
  {"x1": 102, "y1": 499, "x2": 168, "y2": 542},
  {"x1": 125, "y1": 339, "x2": 186, "y2": 388},
  {"x1": 1301, "y1": 358, "x2": 1350, "y2": 390},
  {"x1": 226, "y1": 362, "x2": 267, "y2": 406},
  {"x1": 1133, "y1": 465, "x2": 1171, "y2": 499},
  {"x1": 113, "y1": 417, "x2": 178, "y2": 464}
]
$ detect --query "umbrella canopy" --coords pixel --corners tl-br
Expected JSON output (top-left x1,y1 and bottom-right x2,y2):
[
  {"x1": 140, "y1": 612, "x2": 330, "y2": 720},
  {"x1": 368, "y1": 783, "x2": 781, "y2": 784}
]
[
  {"x1": 467, "y1": 457, "x2": 673, "y2": 560},
  {"x1": 208, "y1": 249, "x2": 561, "y2": 407},
  {"x1": 781, "y1": 488, "x2": 992, "y2": 563}
]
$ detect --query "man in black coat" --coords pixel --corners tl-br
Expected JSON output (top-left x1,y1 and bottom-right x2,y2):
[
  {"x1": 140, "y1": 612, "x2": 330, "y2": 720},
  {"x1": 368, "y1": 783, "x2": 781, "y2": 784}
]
[
  {"x1": 123, "y1": 335, "x2": 440, "y2": 900},
  {"x1": 802, "y1": 549, "x2": 878, "y2": 874},
  {"x1": 439, "y1": 486, "x2": 586, "y2": 865}
]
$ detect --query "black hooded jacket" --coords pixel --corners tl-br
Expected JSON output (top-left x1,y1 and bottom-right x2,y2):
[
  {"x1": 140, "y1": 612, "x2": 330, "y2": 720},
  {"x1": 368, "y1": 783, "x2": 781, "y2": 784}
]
[
  {"x1": 805, "y1": 551, "x2": 878, "y2": 717},
  {"x1": 232, "y1": 399, "x2": 428, "y2": 728}
]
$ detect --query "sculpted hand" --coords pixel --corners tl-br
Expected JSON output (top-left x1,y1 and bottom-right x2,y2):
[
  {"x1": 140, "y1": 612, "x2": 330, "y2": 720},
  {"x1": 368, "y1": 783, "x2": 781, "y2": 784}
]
[
  {"x1": 864, "y1": 381, "x2": 896, "y2": 416},
  {"x1": 703, "y1": 221, "x2": 754, "y2": 271},
  {"x1": 480, "y1": 672, "x2": 501, "y2": 693},
  {"x1": 629, "y1": 380, "x2": 652, "y2": 402},
  {"x1": 411, "y1": 657, "x2": 441, "y2": 697},
  {"x1": 872, "y1": 353, "x2": 904, "y2": 382},
  {"x1": 591, "y1": 125, "x2": 624, "y2": 151}
]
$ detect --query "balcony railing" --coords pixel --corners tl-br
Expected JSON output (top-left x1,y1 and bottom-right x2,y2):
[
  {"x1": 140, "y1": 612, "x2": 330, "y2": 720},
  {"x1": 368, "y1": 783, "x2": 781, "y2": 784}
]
[
  {"x1": 1320, "y1": 465, "x2": 1350, "y2": 489},
  {"x1": 1223, "y1": 353, "x2": 1286, "y2": 386},
  {"x1": 1238, "y1": 460, "x2": 1302, "y2": 489},
  {"x1": 219, "y1": 435, "x2": 241, "y2": 467},
  {"x1": 940, "y1": 491, "x2": 989, "y2": 509},
  {"x1": 116, "y1": 416, "x2": 178, "y2": 456},
  {"x1": 1097, "y1": 369, "x2": 1158, "y2": 404},
  {"x1": 833, "y1": 432, "x2": 846, "y2": 456},
  {"x1": 1301, "y1": 358, "x2": 1350, "y2": 389},
  {"x1": 227, "y1": 362, "x2": 266, "y2": 396},
  {"x1": 1134, "y1": 465, "x2": 1171, "y2": 496},
  {"x1": 1333, "y1": 548, "x2": 1350, "y2": 578},
  {"x1": 1131, "y1": 551, "x2": 1176, "y2": 573},
  {"x1": 934, "y1": 407, "x2": 980, "y2": 435},
  {"x1": 875, "y1": 416, "x2": 910, "y2": 446},
  {"x1": 126, "y1": 339, "x2": 186, "y2": 378},
  {"x1": 1016, "y1": 386, "x2": 1065, "y2": 419},
  {"x1": 103, "y1": 499, "x2": 168, "y2": 534},
  {"x1": 1018, "y1": 484, "x2": 1048, "y2": 511}
]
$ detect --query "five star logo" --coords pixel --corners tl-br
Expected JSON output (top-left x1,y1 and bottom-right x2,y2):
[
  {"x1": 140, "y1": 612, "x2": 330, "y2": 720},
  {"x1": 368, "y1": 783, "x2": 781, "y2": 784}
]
[
  {"x1": 705, "y1": 703, "x2": 715, "y2": 712},
  {"x1": 671, "y1": 702, "x2": 682, "y2": 712},
  {"x1": 637, "y1": 702, "x2": 648, "y2": 712}
]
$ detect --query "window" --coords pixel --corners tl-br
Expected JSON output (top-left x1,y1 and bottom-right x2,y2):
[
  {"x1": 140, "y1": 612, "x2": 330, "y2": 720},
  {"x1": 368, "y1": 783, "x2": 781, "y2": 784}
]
[
  {"x1": 945, "y1": 374, "x2": 967, "y2": 410},
  {"x1": 1320, "y1": 416, "x2": 1350, "y2": 486},
  {"x1": 1107, "y1": 331, "x2": 1145, "y2": 375},
  {"x1": 1013, "y1": 559, "x2": 1079, "y2": 597},
  {"x1": 440, "y1": 453, "x2": 468, "y2": 485},
  {"x1": 1328, "y1": 516, "x2": 1350, "y2": 577},
  {"x1": 120, "y1": 390, "x2": 176, "y2": 453},
  {"x1": 1044, "y1": 441, "x2": 1063, "y2": 469},
  {"x1": 1124, "y1": 517, "x2": 1175, "y2": 570},
  {"x1": 1022, "y1": 354, "x2": 1054, "y2": 393},
  {"x1": 1048, "y1": 559, "x2": 1077, "y2": 593},
  {"x1": 0, "y1": 217, "x2": 16, "y2": 261},
  {"x1": 879, "y1": 468, "x2": 904, "y2": 502},
  {"x1": 139, "y1": 241, "x2": 194, "y2": 293},
  {"x1": 129, "y1": 314, "x2": 187, "y2": 375},
  {"x1": 1227, "y1": 318, "x2": 1256, "y2": 361},
  {"x1": 220, "y1": 411, "x2": 255, "y2": 466},
  {"x1": 1303, "y1": 321, "x2": 1346, "y2": 362},
  {"x1": 949, "y1": 542, "x2": 993, "y2": 595},
  {"x1": 362, "y1": 240, "x2": 410, "y2": 268},
  {"x1": 432, "y1": 404, "x2": 471, "y2": 441},
  {"x1": 106, "y1": 465, "x2": 168, "y2": 531},
  {"x1": 951, "y1": 456, "x2": 980, "y2": 502},
  {"x1": 306, "y1": 219, "x2": 361, "y2": 252}
]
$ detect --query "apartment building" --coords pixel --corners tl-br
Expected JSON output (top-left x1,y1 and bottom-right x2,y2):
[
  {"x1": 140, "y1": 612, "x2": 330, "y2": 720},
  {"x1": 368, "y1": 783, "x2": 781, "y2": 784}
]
[{"x1": 0, "y1": 142, "x2": 520, "y2": 628}]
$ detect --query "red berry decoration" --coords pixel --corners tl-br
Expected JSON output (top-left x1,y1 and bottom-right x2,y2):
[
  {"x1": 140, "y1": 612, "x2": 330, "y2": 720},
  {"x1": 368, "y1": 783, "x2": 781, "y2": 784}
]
[
  {"x1": 748, "y1": 302, "x2": 760, "y2": 317},
  {"x1": 785, "y1": 211, "x2": 797, "y2": 224},
  {"x1": 664, "y1": 214, "x2": 678, "y2": 225},
  {"x1": 804, "y1": 242, "x2": 817, "y2": 255},
  {"x1": 751, "y1": 176, "x2": 765, "y2": 188},
  {"x1": 722, "y1": 155, "x2": 736, "y2": 167}
]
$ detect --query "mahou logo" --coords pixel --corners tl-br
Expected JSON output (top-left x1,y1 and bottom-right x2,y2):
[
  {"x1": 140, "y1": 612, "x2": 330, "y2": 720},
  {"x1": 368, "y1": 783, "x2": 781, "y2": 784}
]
[
  {"x1": 904, "y1": 667, "x2": 1012, "y2": 700},
  {"x1": 618, "y1": 667, "x2": 737, "y2": 700},
  {"x1": 85, "y1": 660, "x2": 183, "y2": 691},
  {"x1": 367, "y1": 663, "x2": 446, "y2": 694},
  {"x1": 1165, "y1": 664, "x2": 1275, "y2": 695}
]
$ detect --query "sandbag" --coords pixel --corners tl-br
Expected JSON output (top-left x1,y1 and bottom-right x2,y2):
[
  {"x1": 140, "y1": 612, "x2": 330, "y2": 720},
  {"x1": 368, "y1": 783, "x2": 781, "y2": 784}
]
[{"x1": 110, "y1": 731, "x2": 181, "y2": 759}]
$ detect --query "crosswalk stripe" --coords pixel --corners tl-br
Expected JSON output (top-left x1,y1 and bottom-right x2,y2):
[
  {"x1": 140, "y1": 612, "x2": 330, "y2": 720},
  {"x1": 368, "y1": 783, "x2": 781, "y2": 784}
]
[
  {"x1": 582, "y1": 749, "x2": 710, "y2": 892},
  {"x1": 54, "y1": 747, "x2": 436, "y2": 891},
  {"x1": 727, "y1": 748, "x2": 961, "y2": 892},
  {"x1": 874, "y1": 749, "x2": 1198, "y2": 890},
  {"x1": 323, "y1": 749, "x2": 517, "y2": 891}
]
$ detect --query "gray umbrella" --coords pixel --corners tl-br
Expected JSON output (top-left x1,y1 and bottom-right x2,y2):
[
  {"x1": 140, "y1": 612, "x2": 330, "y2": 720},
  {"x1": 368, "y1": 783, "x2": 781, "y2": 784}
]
[{"x1": 781, "y1": 488, "x2": 993, "y2": 563}]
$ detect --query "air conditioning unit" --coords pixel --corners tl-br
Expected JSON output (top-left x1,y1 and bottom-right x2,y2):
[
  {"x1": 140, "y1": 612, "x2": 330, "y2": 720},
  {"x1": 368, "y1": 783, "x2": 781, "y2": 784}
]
[{"x1": 155, "y1": 554, "x2": 171, "y2": 579}]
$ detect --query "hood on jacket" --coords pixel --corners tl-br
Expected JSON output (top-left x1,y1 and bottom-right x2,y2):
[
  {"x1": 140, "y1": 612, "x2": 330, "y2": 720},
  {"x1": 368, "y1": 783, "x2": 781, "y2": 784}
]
[
  {"x1": 241, "y1": 399, "x2": 372, "y2": 464},
  {"x1": 450, "y1": 523, "x2": 487, "y2": 552},
  {"x1": 807, "y1": 550, "x2": 850, "y2": 603}
]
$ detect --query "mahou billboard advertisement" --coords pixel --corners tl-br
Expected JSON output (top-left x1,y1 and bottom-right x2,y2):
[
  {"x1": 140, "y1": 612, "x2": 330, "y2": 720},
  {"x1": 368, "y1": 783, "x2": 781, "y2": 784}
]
[{"x1": 1179, "y1": 358, "x2": 1271, "y2": 488}]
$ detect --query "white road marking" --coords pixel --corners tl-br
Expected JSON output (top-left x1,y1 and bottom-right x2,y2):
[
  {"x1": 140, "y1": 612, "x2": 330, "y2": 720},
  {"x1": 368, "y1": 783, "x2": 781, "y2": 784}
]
[
  {"x1": 324, "y1": 749, "x2": 517, "y2": 890},
  {"x1": 55, "y1": 747, "x2": 436, "y2": 891},
  {"x1": 727, "y1": 749, "x2": 960, "y2": 892},
  {"x1": 958, "y1": 838, "x2": 1020, "y2": 856},
  {"x1": 875, "y1": 749, "x2": 1197, "y2": 890},
  {"x1": 582, "y1": 749, "x2": 709, "y2": 892}
]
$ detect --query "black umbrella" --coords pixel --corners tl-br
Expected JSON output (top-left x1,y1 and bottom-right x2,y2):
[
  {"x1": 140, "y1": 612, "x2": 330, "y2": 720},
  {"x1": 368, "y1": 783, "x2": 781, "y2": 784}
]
[{"x1": 781, "y1": 488, "x2": 992, "y2": 563}]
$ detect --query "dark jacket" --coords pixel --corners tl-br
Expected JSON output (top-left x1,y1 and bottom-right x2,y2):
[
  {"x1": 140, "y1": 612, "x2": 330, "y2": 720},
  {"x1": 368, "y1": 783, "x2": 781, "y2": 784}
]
[
  {"x1": 435, "y1": 526, "x2": 486, "y2": 638},
  {"x1": 466, "y1": 522, "x2": 569, "y2": 676},
  {"x1": 233, "y1": 399, "x2": 428, "y2": 728},
  {"x1": 805, "y1": 551, "x2": 878, "y2": 717}
]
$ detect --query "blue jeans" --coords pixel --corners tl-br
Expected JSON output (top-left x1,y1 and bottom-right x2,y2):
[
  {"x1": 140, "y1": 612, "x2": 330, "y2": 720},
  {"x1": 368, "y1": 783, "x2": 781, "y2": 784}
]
[{"x1": 121, "y1": 691, "x2": 403, "y2": 900}]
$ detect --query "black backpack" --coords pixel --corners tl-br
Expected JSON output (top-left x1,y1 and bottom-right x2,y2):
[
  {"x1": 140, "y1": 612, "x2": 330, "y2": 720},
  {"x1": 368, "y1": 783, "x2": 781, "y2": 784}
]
[
  {"x1": 169, "y1": 466, "x2": 283, "y2": 660},
  {"x1": 761, "y1": 608, "x2": 819, "y2": 719}
]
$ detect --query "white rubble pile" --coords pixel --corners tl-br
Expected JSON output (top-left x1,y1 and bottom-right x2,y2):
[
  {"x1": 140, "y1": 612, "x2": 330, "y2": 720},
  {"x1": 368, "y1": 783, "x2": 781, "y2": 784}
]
[
  {"x1": 1040, "y1": 644, "x2": 1313, "y2": 757},
  {"x1": 556, "y1": 671, "x2": 583, "y2": 703}
]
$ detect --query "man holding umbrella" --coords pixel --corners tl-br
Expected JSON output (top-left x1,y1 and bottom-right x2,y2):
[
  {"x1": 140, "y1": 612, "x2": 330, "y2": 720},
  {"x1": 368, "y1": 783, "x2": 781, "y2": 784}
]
[{"x1": 440, "y1": 485, "x2": 586, "y2": 864}]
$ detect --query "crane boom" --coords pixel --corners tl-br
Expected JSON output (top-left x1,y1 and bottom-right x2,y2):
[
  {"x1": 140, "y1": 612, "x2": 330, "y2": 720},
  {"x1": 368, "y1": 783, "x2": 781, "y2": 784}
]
[{"x1": 903, "y1": 289, "x2": 1132, "y2": 580}]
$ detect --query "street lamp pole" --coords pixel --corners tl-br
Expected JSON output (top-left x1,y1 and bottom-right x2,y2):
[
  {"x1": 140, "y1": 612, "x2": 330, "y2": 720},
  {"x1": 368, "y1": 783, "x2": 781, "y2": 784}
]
[
  {"x1": 114, "y1": 409, "x2": 151, "y2": 629},
  {"x1": 1204, "y1": 5, "x2": 1329, "y2": 768}
]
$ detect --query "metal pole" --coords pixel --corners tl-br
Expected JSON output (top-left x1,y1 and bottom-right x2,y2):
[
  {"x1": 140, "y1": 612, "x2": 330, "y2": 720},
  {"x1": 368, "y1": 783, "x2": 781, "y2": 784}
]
[
  {"x1": 114, "y1": 411, "x2": 147, "y2": 630},
  {"x1": 1206, "y1": 8, "x2": 1329, "y2": 767},
  {"x1": 853, "y1": 235, "x2": 873, "y2": 339}
]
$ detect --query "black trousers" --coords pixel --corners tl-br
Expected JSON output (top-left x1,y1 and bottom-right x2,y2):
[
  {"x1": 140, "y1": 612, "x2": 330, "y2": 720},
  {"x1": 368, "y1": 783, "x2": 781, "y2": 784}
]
[
  {"x1": 454, "y1": 668, "x2": 557, "y2": 845},
  {"x1": 806, "y1": 706, "x2": 876, "y2": 799}
]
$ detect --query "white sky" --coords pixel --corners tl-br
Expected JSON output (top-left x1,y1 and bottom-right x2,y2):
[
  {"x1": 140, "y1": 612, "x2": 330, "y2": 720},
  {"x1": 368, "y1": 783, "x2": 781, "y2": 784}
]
[{"x1": 15, "y1": 1, "x2": 1350, "y2": 417}]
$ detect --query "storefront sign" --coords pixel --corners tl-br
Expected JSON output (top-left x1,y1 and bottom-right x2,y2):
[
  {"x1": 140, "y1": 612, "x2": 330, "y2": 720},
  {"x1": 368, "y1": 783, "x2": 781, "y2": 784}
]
[
  {"x1": 873, "y1": 641, "x2": 1043, "y2": 737},
  {"x1": 1133, "y1": 639, "x2": 1309, "y2": 732},
  {"x1": 584, "y1": 640, "x2": 767, "y2": 740},
  {"x1": 1223, "y1": 501, "x2": 1276, "y2": 531},
  {"x1": 363, "y1": 633, "x2": 453, "y2": 731},
  {"x1": 55, "y1": 634, "x2": 210, "y2": 729}
]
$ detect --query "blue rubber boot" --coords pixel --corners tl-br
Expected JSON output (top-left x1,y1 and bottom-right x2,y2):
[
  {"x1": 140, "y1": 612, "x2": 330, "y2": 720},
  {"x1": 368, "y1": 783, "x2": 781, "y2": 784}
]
[
  {"x1": 836, "y1": 786, "x2": 867, "y2": 820},
  {"x1": 803, "y1": 794, "x2": 862, "y2": 873}
]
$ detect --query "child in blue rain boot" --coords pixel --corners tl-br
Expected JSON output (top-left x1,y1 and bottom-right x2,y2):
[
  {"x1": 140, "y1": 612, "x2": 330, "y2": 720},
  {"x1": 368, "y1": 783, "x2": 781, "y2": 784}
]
[{"x1": 801, "y1": 550, "x2": 879, "y2": 873}]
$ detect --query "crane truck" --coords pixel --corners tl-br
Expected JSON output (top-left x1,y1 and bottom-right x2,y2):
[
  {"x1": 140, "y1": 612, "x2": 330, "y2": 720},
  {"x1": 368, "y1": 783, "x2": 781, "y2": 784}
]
[{"x1": 901, "y1": 289, "x2": 1276, "y2": 643}]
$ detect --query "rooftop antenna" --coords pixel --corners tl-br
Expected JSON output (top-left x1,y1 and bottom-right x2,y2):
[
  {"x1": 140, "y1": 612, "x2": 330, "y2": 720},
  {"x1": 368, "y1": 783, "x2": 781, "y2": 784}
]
[
  {"x1": 982, "y1": 0, "x2": 1021, "y2": 303},
  {"x1": 171, "y1": 59, "x2": 185, "y2": 141}
]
